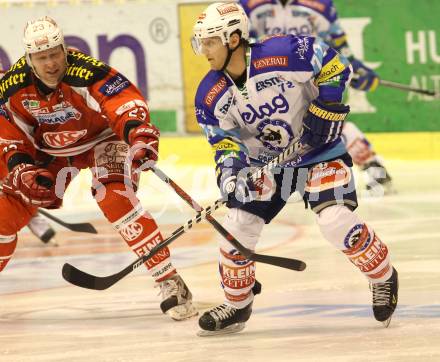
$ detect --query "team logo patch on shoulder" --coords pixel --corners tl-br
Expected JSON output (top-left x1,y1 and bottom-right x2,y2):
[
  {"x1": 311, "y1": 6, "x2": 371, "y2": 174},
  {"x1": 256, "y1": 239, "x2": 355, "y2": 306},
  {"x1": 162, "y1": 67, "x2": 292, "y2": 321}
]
[
  {"x1": 204, "y1": 77, "x2": 227, "y2": 107},
  {"x1": 99, "y1": 73, "x2": 130, "y2": 96},
  {"x1": 252, "y1": 56, "x2": 288, "y2": 70},
  {"x1": 315, "y1": 55, "x2": 345, "y2": 84},
  {"x1": 295, "y1": 37, "x2": 310, "y2": 60},
  {"x1": 43, "y1": 129, "x2": 87, "y2": 148}
]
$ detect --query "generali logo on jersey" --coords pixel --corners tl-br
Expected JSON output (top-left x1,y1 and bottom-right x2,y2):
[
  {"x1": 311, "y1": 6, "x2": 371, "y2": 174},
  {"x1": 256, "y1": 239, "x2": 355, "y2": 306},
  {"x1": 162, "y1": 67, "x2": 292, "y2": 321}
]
[
  {"x1": 43, "y1": 129, "x2": 87, "y2": 148},
  {"x1": 216, "y1": 3, "x2": 239, "y2": 15},
  {"x1": 252, "y1": 56, "x2": 288, "y2": 70},
  {"x1": 204, "y1": 77, "x2": 227, "y2": 106}
]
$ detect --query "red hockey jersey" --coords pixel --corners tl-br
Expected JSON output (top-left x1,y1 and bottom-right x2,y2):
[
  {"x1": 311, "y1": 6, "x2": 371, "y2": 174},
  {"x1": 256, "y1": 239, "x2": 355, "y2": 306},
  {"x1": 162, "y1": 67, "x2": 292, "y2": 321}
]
[{"x1": 0, "y1": 50, "x2": 150, "y2": 168}]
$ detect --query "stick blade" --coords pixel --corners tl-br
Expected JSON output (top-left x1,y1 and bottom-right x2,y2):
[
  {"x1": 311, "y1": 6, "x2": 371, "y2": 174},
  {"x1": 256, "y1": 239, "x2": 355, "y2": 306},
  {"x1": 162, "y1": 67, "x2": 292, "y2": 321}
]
[
  {"x1": 67, "y1": 223, "x2": 98, "y2": 234},
  {"x1": 62, "y1": 263, "x2": 112, "y2": 290},
  {"x1": 250, "y1": 254, "x2": 306, "y2": 271}
]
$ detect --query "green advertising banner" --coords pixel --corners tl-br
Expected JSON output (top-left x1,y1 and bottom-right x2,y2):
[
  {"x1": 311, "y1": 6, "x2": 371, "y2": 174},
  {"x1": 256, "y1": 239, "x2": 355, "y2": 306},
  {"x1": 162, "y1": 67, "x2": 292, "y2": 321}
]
[{"x1": 335, "y1": 0, "x2": 440, "y2": 131}]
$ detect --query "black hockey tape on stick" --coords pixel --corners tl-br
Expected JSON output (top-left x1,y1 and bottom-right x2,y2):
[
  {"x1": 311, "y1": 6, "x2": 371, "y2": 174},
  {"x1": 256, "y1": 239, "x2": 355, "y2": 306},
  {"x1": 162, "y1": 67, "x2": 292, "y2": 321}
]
[
  {"x1": 62, "y1": 139, "x2": 311, "y2": 290},
  {"x1": 151, "y1": 166, "x2": 306, "y2": 271}
]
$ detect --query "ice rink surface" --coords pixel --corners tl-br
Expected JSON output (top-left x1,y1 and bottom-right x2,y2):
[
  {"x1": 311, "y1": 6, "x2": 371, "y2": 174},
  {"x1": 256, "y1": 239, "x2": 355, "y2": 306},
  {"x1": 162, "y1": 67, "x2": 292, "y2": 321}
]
[{"x1": 0, "y1": 160, "x2": 439, "y2": 362}]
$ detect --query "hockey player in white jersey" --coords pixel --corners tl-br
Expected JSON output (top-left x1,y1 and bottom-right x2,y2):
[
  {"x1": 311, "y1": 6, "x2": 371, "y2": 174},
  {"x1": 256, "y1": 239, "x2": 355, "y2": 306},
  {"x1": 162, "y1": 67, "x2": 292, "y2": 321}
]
[
  {"x1": 192, "y1": 2, "x2": 398, "y2": 335},
  {"x1": 239, "y1": 0, "x2": 393, "y2": 194}
]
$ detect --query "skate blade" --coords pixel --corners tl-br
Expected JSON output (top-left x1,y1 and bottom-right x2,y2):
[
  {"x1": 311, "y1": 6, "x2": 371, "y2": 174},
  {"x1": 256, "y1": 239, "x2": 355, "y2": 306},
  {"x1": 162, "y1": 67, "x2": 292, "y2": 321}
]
[
  {"x1": 382, "y1": 316, "x2": 393, "y2": 328},
  {"x1": 197, "y1": 322, "x2": 245, "y2": 337}
]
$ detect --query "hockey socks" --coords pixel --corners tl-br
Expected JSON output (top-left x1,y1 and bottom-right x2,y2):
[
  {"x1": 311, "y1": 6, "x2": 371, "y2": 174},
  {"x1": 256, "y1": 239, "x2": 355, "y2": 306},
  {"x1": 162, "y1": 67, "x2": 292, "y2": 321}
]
[{"x1": 97, "y1": 183, "x2": 176, "y2": 281}]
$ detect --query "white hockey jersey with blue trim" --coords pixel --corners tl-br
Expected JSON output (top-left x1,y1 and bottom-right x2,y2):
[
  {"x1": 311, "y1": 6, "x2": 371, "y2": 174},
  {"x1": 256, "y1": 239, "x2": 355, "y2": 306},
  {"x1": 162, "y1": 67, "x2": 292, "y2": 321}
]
[{"x1": 195, "y1": 35, "x2": 351, "y2": 167}]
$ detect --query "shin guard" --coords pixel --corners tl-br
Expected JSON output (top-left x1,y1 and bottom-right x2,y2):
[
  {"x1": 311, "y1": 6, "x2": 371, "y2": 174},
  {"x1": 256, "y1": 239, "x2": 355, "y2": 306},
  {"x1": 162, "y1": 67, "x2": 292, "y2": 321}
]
[
  {"x1": 96, "y1": 183, "x2": 176, "y2": 281},
  {"x1": 317, "y1": 205, "x2": 393, "y2": 282},
  {"x1": 219, "y1": 209, "x2": 264, "y2": 309}
]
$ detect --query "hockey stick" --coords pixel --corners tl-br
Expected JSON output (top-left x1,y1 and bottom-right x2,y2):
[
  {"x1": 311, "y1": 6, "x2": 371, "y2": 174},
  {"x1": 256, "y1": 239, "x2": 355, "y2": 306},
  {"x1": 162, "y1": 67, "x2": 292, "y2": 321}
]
[
  {"x1": 379, "y1": 79, "x2": 437, "y2": 97},
  {"x1": 62, "y1": 140, "x2": 310, "y2": 290},
  {"x1": 150, "y1": 166, "x2": 306, "y2": 271},
  {"x1": 0, "y1": 185, "x2": 97, "y2": 234},
  {"x1": 352, "y1": 74, "x2": 437, "y2": 96},
  {"x1": 38, "y1": 209, "x2": 97, "y2": 234},
  {"x1": 62, "y1": 200, "x2": 224, "y2": 290}
]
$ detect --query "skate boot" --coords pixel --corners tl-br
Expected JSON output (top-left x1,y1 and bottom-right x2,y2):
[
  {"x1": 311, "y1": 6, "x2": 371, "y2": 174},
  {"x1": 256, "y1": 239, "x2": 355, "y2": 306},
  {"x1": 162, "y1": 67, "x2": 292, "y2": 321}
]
[
  {"x1": 363, "y1": 160, "x2": 395, "y2": 196},
  {"x1": 197, "y1": 280, "x2": 261, "y2": 336},
  {"x1": 28, "y1": 214, "x2": 58, "y2": 246},
  {"x1": 157, "y1": 274, "x2": 198, "y2": 321},
  {"x1": 370, "y1": 267, "x2": 398, "y2": 327}
]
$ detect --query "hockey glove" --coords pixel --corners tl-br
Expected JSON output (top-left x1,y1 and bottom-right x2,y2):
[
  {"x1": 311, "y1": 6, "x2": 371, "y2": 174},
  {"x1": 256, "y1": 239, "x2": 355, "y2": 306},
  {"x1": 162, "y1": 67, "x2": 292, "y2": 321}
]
[
  {"x1": 128, "y1": 123, "x2": 160, "y2": 164},
  {"x1": 301, "y1": 99, "x2": 350, "y2": 148},
  {"x1": 2, "y1": 164, "x2": 56, "y2": 207},
  {"x1": 217, "y1": 157, "x2": 255, "y2": 209},
  {"x1": 350, "y1": 59, "x2": 380, "y2": 92}
]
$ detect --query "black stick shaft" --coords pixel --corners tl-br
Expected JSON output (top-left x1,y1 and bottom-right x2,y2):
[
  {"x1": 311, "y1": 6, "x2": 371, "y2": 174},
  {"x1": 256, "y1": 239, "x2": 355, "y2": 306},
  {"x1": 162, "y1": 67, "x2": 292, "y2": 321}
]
[
  {"x1": 38, "y1": 209, "x2": 97, "y2": 234},
  {"x1": 151, "y1": 166, "x2": 306, "y2": 271},
  {"x1": 379, "y1": 79, "x2": 436, "y2": 96},
  {"x1": 62, "y1": 140, "x2": 309, "y2": 290}
]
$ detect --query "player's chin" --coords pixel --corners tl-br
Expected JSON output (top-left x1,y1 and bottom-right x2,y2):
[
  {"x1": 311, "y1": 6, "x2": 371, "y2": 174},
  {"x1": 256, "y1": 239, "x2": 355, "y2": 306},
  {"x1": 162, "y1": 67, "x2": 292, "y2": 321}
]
[
  {"x1": 207, "y1": 60, "x2": 220, "y2": 71},
  {"x1": 43, "y1": 73, "x2": 63, "y2": 85}
]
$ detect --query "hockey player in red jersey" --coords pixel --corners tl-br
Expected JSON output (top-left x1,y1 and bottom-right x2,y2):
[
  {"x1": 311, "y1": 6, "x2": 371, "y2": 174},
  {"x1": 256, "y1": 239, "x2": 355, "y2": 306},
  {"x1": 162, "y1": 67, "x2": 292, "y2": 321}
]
[
  {"x1": 0, "y1": 16, "x2": 197, "y2": 320},
  {"x1": 0, "y1": 63, "x2": 57, "y2": 246}
]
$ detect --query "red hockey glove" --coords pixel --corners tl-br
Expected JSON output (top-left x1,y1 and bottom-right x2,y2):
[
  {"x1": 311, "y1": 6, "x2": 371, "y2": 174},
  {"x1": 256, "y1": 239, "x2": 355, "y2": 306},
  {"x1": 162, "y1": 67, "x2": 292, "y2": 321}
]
[
  {"x1": 128, "y1": 123, "x2": 160, "y2": 163},
  {"x1": 2, "y1": 164, "x2": 56, "y2": 207}
]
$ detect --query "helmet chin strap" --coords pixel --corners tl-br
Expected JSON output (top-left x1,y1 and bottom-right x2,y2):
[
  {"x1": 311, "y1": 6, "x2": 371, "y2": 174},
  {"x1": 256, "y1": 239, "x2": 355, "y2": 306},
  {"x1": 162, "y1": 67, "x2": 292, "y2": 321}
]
[{"x1": 221, "y1": 41, "x2": 242, "y2": 72}]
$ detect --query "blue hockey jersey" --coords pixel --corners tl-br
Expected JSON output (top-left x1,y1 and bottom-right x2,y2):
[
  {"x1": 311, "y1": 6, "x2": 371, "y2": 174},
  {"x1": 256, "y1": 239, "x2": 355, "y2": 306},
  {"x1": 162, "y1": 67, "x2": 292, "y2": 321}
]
[{"x1": 194, "y1": 35, "x2": 352, "y2": 168}]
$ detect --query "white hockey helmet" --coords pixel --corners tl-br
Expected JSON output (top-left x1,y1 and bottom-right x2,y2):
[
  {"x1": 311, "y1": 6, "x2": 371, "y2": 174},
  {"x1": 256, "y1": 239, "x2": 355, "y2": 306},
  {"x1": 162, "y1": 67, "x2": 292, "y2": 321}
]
[
  {"x1": 192, "y1": 2, "x2": 249, "y2": 55},
  {"x1": 23, "y1": 16, "x2": 66, "y2": 66}
]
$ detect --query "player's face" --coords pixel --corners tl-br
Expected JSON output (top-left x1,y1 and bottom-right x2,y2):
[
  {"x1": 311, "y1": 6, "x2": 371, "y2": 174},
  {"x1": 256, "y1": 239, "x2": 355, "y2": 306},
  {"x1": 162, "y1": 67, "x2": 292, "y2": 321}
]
[
  {"x1": 200, "y1": 37, "x2": 227, "y2": 71},
  {"x1": 30, "y1": 45, "x2": 67, "y2": 88}
]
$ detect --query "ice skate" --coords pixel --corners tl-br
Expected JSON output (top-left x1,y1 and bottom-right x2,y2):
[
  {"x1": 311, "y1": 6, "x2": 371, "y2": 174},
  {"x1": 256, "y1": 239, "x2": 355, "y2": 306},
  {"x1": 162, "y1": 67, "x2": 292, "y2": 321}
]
[
  {"x1": 197, "y1": 280, "x2": 261, "y2": 336},
  {"x1": 370, "y1": 267, "x2": 399, "y2": 327},
  {"x1": 197, "y1": 302, "x2": 253, "y2": 336},
  {"x1": 157, "y1": 274, "x2": 198, "y2": 321},
  {"x1": 363, "y1": 160, "x2": 395, "y2": 196}
]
